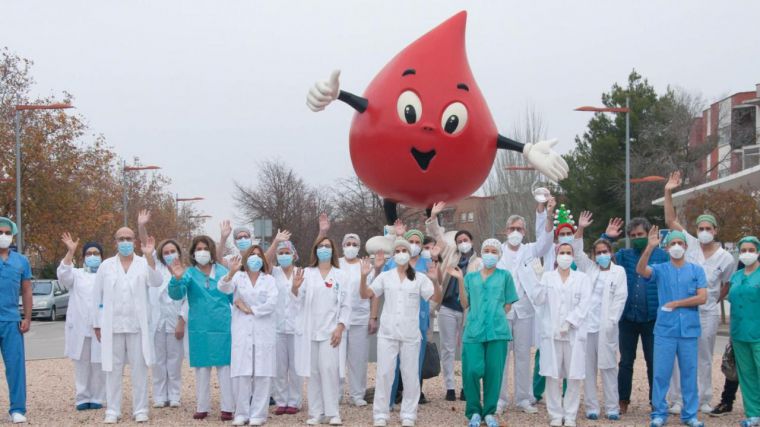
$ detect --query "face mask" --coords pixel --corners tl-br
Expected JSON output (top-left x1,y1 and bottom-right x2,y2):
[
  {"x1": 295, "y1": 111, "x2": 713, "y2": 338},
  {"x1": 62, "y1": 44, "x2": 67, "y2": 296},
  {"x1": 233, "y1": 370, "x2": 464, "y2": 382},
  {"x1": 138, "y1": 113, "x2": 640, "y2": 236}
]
[
  {"x1": 420, "y1": 249, "x2": 432, "y2": 260},
  {"x1": 507, "y1": 231, "x2": 524, "y2": 247},
  {"x1": 631, "y1": 237, "x2": 648, "y2": 251},
  {"x1": 316, "y1": 247, "x2": 332, "y2": 262},
  {"x1": 409, "y1": 243, "x2": 421, "y2": 257},
  {"x1": 246, "y1": 255, "x2": 263, "y2": 272},
  {"x1": 394, "y1": 252, "x2": 410, "y2": 266},
  {"x1": 697, "y1": 231, "x2": 714, "y2": 245},
  {"x1": 194, "y1": 250, "x2": 211, "y2": 266},
  {"x1": 84, "y1": 255, "x2": 102, "y2": 270},
  {"x1": 482, "y1": 253, "x2": 499, "y2": 269},
  {"x1": 277, "y1": 253, "x2": 294, "y2": 267},
  {"x1": 117, "y1": 241, "x2": 134, "y2": 257},
  {"x1": 739, "y1": 252, "x2": 758, "y2": 266},
  {"x1": 0, "y1": 234, "x2": 12, "y2": 249},
  {"x1": 596, "y1": 254, "x2": 611, "y2": 269},
  {"x1": 668, "y1": 244, "x2": 685, "y2": 260},
  {"x1": 556, "y1": 254, "x2": 573, "y2": 270},
  {"x1": 163, "y1": 253, "x2": 177, "y2": 266},
  {"x1": 457, "y1": 242, "x2": 472, "y2": 254},
  {"x1": 343, "y1": 246, "x2": 359, "y2": 260},
  {"x1": 558, "y1": 235, "x2": 574, "y2": 245},
  {"x1": 235, "y1": 238, "x2": 252, "y2": 251}
]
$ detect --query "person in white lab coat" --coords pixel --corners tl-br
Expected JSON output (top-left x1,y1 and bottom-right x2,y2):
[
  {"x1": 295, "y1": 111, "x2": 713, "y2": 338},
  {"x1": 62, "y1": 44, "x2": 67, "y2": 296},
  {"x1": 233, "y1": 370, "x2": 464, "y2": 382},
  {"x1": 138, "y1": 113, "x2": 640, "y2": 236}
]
[
  {"x1": 291, "y1": 237, "x2": 351, "y2": 426},
  {"x1": 534, "y1": 243, "x2": 593, "y2": 427},
  {"x1": 219, "y1": 246, "x2": 279, "y2": 426},
  {"x1": 359, "y1": 239, "x2": 442, "y2": 427},
  {"x1": 57, "y1": 233, "x2": 106, "y2": 411},
  {"x1": 497, "y1": 197, "x2": 556, "y2": 414},
  {"x1": 93, "y1": 227, "x2": 163, "y2": 424},
  {"x1": 572, "y1": 211, "x2": 628, "y2": 421}
]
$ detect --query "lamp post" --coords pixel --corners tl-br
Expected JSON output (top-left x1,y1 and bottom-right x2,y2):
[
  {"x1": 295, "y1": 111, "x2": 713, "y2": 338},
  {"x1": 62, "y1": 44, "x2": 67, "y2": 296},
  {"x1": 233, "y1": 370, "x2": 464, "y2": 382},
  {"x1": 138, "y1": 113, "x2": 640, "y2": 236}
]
[
  {"x1": 176, "y1": 195, "x2": 204, "y2": 235},
  {"x1": 122, "y1": 163, "x2": 161, "y2": 226},
  {"x1": 14, "y1": 103, "x2": 75, "y2": 253},
  {"x1": 575, "y1": 97, "x2": 632, "y2": 247}
]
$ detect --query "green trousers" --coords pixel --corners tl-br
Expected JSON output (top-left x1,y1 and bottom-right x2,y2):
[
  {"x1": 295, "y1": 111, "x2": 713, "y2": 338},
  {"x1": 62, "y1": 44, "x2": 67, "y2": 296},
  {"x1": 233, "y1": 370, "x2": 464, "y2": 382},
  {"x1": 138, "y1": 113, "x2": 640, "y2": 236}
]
[
  {"x1": 462, "y1": 340, "x2": 508, "y2": 419},
  {"x1": 734, "y1": 340, "x2": 760, "y2": 417}
]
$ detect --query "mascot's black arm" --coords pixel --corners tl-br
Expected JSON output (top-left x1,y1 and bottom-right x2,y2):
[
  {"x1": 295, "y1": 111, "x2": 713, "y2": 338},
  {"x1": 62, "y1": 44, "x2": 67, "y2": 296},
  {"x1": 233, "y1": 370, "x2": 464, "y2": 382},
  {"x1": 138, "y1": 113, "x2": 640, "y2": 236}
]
[
  {"x1": 338, "y1": 90, "x2": 368, "y2": 113},
  {"x1": 497, "y1": 134, "x2": 525, "y2": 152}
]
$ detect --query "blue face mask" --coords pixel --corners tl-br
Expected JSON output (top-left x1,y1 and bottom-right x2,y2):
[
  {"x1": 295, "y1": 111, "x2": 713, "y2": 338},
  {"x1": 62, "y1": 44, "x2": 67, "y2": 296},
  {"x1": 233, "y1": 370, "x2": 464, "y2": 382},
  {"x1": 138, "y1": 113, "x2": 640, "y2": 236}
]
[
  {"x1": 247, "y1": 255, "x2": 264, "y2": 272},
  {"x1": 558, "y1": 235, "x2": 574, "y2": 245},
  {"x1": 84, "y1": 255, "x2": 101, "y2": 270},
  {"x1": 596, "y1": 254, "x2": 612, "y2": 269},
  {"x1": 236, "y1": 238, "x2": 252, "y2": 251},
  {"x1": 117, "y1": 241, "x2": 134, "y2": 257},
  {"x1": 277, "y1": 254, "x2": 294, "y2": 267},
  {"x1": 482, "y1": 253, "x2": 499, "y2": 269},
  {"x1": 316, "y1": 247, "x2": 332, "y2": 262},
  {"x1": 164, "y1": 253, "x2": 178, "y2": 266}
]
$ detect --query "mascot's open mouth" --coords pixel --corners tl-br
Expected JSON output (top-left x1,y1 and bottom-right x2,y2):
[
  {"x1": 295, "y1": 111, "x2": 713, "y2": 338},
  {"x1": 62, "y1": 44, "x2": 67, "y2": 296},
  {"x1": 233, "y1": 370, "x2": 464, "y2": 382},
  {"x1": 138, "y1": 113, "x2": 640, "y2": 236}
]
[{"x1": 411, "y1": 148, "x2": 436, "y2": 171}]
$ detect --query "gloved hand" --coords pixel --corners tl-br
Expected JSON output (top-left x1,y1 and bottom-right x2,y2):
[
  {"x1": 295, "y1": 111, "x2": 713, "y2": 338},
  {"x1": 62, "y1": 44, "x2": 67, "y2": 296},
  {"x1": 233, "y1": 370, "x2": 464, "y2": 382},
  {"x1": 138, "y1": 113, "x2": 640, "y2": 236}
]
[
  {"x1": 306, "y1": 70, "x2": 341, "y2": 112},
  {"x1": 523, "y1": 139, "x2": 570, "y2": 182}
]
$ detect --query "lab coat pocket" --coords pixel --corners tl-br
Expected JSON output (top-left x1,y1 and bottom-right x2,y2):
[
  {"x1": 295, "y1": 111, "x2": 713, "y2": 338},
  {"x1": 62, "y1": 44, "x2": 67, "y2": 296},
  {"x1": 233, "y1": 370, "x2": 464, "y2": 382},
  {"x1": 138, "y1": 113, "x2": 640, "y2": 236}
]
[
  {"x1": 405, "y1": 291, "x2": 421, "y2": 312},
  {"x1": 573, "y1": 292, "x2": 581, "y2": 304}
]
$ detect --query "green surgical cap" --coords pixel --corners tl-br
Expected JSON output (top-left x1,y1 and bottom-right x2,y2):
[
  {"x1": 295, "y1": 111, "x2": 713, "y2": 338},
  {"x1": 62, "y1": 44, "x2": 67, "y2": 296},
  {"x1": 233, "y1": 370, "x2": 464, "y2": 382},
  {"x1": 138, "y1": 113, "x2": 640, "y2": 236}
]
[
  {"x1": 737, "y1": 236, "x2": 760, "y2": 250},
  {"x1": 664, "y1": 230, "x2": 687, "y2": 245},
  {"x1": 403, "y1": 229, "x2": 424, "y2": 242},
  {"x1": 695, "y1": 214, "x2": 717, "y2": 227},
  {"x1": 0, "y1": 217, "x2": 18, "y2": 236}
]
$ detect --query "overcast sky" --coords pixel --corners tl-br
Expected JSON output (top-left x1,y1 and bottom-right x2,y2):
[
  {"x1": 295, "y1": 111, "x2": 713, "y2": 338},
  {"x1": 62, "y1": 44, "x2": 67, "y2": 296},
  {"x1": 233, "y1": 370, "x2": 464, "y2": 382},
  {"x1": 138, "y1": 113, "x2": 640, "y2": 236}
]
[{"x1": 2, "y1": 1, "x2": 759, "y2": 237}]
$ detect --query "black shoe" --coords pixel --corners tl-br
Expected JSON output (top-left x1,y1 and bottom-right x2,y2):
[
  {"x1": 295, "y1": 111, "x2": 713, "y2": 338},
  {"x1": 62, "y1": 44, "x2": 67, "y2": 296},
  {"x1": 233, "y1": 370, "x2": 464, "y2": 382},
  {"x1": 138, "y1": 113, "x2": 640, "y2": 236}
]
[
  {"x1": 269, "y1": 397, "x2": 275, "y2": 406},
  {"x1": 445, "y1": 389, "x2": 456, "y2": 401},
  {"x1": 419, "y1": 393, "x2": 429, "y2": 404},
  {"x1": 709, "y1": 402, "x2": 732, "y2": 417},
  {"x1": 459, "y1": 389, "x2": 465, "y2": 401}
]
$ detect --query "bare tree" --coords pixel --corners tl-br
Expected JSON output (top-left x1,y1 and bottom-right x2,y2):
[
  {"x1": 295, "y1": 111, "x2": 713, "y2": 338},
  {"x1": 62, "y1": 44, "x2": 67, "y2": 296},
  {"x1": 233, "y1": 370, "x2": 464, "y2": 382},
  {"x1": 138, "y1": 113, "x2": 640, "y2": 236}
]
[{"x1": 328, "y1": 176, "x2": 386, "y2": 244}]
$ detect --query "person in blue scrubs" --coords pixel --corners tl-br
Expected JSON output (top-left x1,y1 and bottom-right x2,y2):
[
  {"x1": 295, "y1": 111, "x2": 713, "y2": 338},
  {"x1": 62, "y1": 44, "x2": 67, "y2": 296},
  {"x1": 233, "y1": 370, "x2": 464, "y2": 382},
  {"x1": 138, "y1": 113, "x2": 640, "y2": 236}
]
[
  {"x1": 636, "y1": 227, "x2": 707, "y2": 427},
  {"x1": 0, "y1": 217, "x2": 32, "y2": 424}
]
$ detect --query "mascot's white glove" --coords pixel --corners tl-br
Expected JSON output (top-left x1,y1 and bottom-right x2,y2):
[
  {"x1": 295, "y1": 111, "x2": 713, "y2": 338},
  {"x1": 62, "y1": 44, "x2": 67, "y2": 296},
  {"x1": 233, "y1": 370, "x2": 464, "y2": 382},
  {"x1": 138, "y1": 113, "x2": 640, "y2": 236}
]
[
  {"x1": 523, "y1": 138, "x2": 570, "y2": 182},
  {"x1": 306, "y1": 70, "x2": 341, "y2": 112}
]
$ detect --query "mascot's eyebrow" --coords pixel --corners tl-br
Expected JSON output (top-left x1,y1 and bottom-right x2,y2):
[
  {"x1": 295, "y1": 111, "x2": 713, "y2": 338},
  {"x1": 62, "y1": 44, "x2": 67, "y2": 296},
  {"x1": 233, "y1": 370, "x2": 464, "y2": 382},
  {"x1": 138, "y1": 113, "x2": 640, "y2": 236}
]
[
  {"x1": 402, "y1": 69, "x2": 416, "y2": 76},
  {"x1": 457, "y1": 83, "x2": 469, "y2": 91}
]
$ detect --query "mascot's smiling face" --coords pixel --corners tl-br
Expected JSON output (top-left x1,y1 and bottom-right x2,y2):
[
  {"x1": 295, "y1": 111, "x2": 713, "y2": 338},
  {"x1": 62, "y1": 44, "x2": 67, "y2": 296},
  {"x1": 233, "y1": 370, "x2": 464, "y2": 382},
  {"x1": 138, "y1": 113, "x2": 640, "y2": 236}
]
[{"x1": 347, "y1": 11, "x2": 497, "y2": 208}]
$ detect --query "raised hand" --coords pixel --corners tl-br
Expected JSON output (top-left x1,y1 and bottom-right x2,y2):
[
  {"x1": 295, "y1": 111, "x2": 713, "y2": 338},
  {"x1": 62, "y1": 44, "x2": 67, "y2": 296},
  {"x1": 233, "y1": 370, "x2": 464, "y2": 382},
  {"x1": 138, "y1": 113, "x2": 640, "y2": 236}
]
[
  {"x1": 447, "y1": 266, "x2": 464, "y2": 280},
  {"x1": 168, "y1": 257, "x2": 186, "y2": 280},
  {"x1": 61, "y1": 232, "x2": 79, "y2": 254},
  {"x1": 228, "y1": 255, "x2": 242, "y2": 273},
  {"x1": 220, "y1": 220, "x2": 232, "y2": 241},
  {"x1": 374, "y1": 250, "x2": 386, "y2": 270},
  {"x1": 393, "y1": 219, "x2": 407, "y2": 237},
  {"x1": 141, "y1": 235, "x2": 156, "y2": 255},
  {"x1": 318, "y1": 213, "x2": 331, "y2": 234},
  {"x1": 665, "y1": 171, "x2": 682, "y2": 193},
  {"x1": 430, "y1": 245, "x2": 441, "y2": 260},
  {"x1": 606, "y1": 217, "x2": 624, "y2": 239},
  {"x1": 648, "y1": 225, "x2": 661, "y2": 248},
  {"x1": 359, "y1": 257, "x2": 372, "y2": 276},
  {"x1": 307, "y1": 70, "x2": 341, "y2": 112},
  {"x1": 137, "y1": 209, "x2": 151, "y2": 227},
  {"x1": 523, "y1": 139, "x2": 570, "y2": 182},
  {"x1": 430, "y1": 201, "x2": 446, "y2": 218},
  {"x1": 274, "y1": 229, "x2": 292, "y2": 244},
  {"x1": 546, "y1": 196, "x2": 557, "y2": 214},
  {"x1": 578, "y1": 211, "x2": 594, "y2": 229},
  {"x1": 292, "y1": 268, "x2": 305, "y2": 290}
]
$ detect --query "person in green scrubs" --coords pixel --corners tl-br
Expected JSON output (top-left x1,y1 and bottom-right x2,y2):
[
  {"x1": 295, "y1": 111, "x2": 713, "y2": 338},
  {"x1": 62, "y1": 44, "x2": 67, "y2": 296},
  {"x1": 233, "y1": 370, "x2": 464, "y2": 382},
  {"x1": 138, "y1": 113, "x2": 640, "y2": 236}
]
[
  {"x1": 728, "y1": 236, "x2": 760, "y2": 427},
  {"x1": 449, "y1": 238, "x2": 519, "y2": 427}
]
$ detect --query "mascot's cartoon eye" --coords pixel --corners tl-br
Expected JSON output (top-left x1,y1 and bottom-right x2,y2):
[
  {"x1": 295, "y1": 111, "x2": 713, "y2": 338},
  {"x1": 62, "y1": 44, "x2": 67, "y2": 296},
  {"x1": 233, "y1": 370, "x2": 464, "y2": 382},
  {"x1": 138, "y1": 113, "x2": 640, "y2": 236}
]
[
  {"x1": 397, "y1": 91, "x2": 422, "y2": 124},
  {"x1": 441, "y1": 102, "x2": 468, "y2": 135}
]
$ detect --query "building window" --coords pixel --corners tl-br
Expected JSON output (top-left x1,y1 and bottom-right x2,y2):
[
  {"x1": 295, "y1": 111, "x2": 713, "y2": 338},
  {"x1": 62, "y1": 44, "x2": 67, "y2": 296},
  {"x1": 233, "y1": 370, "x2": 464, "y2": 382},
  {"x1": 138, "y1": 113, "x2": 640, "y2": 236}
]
[
  {"x1": 467, "y1": 212, "x2": 474, "y2": 222},
  {"x1": 460, "y1": 213, "x2": 467, "y2": 223},
  {"x1": 718, "y1": 145, "x2": 731, "y2": 178}
]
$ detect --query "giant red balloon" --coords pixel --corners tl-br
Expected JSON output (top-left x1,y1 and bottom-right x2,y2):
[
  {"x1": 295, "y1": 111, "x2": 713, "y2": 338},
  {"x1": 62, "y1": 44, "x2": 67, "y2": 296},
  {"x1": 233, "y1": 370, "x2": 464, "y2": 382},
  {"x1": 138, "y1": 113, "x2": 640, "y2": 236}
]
[{"x1": 348, "y1": 11, "x2": 497, "y2": 208}]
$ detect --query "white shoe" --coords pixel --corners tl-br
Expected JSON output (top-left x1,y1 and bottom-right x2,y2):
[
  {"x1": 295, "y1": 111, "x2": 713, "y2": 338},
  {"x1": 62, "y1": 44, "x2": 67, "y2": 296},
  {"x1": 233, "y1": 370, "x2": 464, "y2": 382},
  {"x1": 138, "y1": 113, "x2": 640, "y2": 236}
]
[
  {"x1": 152, "y1": 401, "x2": 166, "y2": 408},
  {"x1": 669, "y1": 403, "x2": 682, "y2": 415},
  {"x1": 232, "y1": 416, "x2": 247, "y2": 426},
  {"x1": 169, "y1": 401, "x2": 180, "y2": 408},
  {"x1": 401, "y1": 419, "x2": 415, "y2": 427},
  {"x1": 134, "y1": 413, "x2": 149, "y2": 423},
  {"x1": 329, "y1": 417, "x2": 343, "y2": 426},
  {"x1": 700, "y1": 404, "x2": 713, "y2": 414},
  {"x1": 10, "y1": 413, "x2": 27, "y2": 424},
  {"x1": 519, "y1": 403, "x2": 539, "y2": 414},
  {"x1": 250, "y1": 419, "x2": 265, "y2": 426},
  {"x1": 564, "y1": 419, "x2": 577, "y2": 427},
  {"x1": 103, "y1": 414, "x2": 119, "y2": 424},
  {"x1": 550, "y1": 419, "x2": 563, "y2": 427},
  {"x1": 352, "y1": 398, "x2": 368, "y2": 407},
  {"x1": 373, "y1": 419, "x2": 387, "y2": 427},
  {"x1": 306, "y1": 417, "x2": 325, "y2": 425}
]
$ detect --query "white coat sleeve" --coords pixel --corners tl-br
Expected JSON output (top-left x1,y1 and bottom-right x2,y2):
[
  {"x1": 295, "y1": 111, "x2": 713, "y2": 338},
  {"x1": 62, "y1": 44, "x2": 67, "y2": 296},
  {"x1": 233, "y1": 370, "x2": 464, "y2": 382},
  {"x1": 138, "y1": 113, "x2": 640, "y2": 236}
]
[
  {"x1": 217, "y1": 272, "x2": 236, "y2": 295},
  {"x1": 566, "y1": 273, "x2": 593, "y2": 328},
  {"x1": 337, "y1": 272, "x2": 352, "y2": 327},
  {"x1": 531, "y1": 210, "x2": 554, "y2": 259},
  {"x1": 608, "y1": 269, "x2": 628, "y2": 323},
  {"x1": 571, "y1": 238, "x2": 594, "y2": 273},
  {"x1": 93, "y1": 265, "x2": 105, "y2": 328},
  {"x1": 252, "y1": 277, "x2": 278, "y2": 317},
  {"x1": 533, "y1": 274, "x2": 549, "y2": 306},
  {"x1": 147, "y1": 260, "x2": 164, "y2": 287},
  {"x1": 57, "y1": 261, "x2": 75, "y2": 290}
]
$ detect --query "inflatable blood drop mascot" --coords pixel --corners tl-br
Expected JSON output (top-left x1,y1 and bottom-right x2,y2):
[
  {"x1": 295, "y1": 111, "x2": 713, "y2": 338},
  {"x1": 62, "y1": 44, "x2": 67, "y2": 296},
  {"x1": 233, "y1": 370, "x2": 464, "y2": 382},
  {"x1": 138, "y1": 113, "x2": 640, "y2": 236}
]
[{"x1": 307, "y1": 11, "x2": 569, "y2": 225}]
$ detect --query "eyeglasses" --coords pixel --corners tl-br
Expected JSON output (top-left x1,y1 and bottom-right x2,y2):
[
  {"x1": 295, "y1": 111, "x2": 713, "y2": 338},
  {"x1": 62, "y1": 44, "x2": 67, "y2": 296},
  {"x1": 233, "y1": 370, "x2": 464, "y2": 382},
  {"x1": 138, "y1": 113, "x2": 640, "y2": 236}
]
[{"x1": 116, "y1": 236, "x2": 134, "y2": 242}]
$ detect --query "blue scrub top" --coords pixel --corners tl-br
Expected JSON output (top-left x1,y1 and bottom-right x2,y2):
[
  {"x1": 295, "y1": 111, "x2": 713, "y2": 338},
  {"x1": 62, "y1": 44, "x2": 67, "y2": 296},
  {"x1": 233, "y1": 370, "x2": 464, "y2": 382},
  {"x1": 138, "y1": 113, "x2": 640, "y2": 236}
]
[
  {"x1": 383, "y1": 257, "x2": 431, "y2": 333},
  {"x1": 650, "y1": 262, "x2": 706, "y2": 338},
  {"x1": 0, "y1": 251, "x2": 32, "y2": 322}
]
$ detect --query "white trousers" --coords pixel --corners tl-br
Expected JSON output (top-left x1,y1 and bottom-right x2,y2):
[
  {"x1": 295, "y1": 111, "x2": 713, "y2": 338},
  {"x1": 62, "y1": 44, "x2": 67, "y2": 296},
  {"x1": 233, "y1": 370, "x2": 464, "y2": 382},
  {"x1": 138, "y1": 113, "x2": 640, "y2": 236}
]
[
  {"x1": 500, "y1": 316, "x2": 534, "y2": 407},
  {"x1": 583, "y1": 332, "x2": 619, "y2": 415},
  {"x1": 152, "y1": 331, "x2": 184, "y2": 404},
  {"x1": 373, "y1": 337, "x2": 421, "y2": 422},
  {"x1": 195, "y1": 365, "x2": 234, "y2": 413},
  {"x1": 74, "y1": 337, "x2": 105, "y2": 405},
  {"x1": 274, "y1": 333, "x2": 303, "y2": 408},
  {"x1": 344, "y1": 324, "x2": 369, "y2": 402},
  {"x1": 438, "y1": 306, "x2": 464, "y2": 391},
  {"x1": 546, "y1": 340, "x2": 582, "y2": 423},
  {"x1": 105, "y1": 332, "x2": 149, "y2": 418},
  {"x1": 308, "y1": 340, "x2": 341, "y2": 419},
  {"x1": 668, "y1": 314, "x2": 719, "y2": 407},
  {"x1": 232, "y1": 345, "x2": 272, "y2": 423}
]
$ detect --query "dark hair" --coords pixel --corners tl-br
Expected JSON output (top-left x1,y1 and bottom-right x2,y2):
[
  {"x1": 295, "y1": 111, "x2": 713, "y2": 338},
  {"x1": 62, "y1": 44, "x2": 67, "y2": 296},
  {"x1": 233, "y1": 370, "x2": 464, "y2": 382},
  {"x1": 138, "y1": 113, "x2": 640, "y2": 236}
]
[
  {"x1": 82, "y1": 242, "x2": 104, "y2": 259},
  {"x1": 423, "y1": 236, "x2": 436, "y2": 246},
  {"x1": 591, "y1": 238, "x2": 615, "y2": 262},
  {"x1": 309, "y1": 237, "x2": 340, "y2": 268},
  {"x1": 626, "y1": 217, "x2": 652, "y2": 236},
  {"x1": 157, "y1": 239, "x2": 182, "y2": 266},
  {"x1": 189, "y1": 235, "x2": 217, "y2": 266},
  {"x1": 454, "y1": 230, "x2": 473, "y2": 242},
  {"x1": 405, "y1": 263, "x2": 416, "y2": 281},
  {"x1": 242, "y1": 245, "x2": 271, "y2": 274}
]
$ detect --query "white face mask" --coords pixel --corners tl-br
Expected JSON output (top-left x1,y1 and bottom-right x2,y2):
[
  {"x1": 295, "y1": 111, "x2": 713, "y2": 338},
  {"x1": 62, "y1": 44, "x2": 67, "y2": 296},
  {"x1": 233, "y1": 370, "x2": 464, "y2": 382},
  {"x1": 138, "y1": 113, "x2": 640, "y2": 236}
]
[
  {"x1": 507, "y1": 231, "x2": 524, "y2": 247},
  {"x1": 420, "y1": 249, "x2": 432, "y2": 259},
  {"x1": 0, "y1": 234, "x2": 12, "y2": 249},
  {"x1": 409, "y1": 243, "x2": 421, "y2": 257},
  {"x1": 194, "y1": 250, "x2": 211, "y2": 266},
  {"x1": 343, "y1": 246, "x2": 359, "y2": 260},
  {"x1": 394, "y1": 252, "x2": 410, "y2": 266},
  {"x1": 739, "y1": 252, "x2": 759, "y2": 266},
  {"x1": 668, "y1": 244, "x2": 685, "y2": 260},
  {"x1": 457, "y1": 242, "x2": 472, "y2": 254},
  {"x1": 556, "y1": 254, "x2": 573, "y2": 270},
  {"x1": 697, "y1": 231, "x2": 714, "y2": 244}
]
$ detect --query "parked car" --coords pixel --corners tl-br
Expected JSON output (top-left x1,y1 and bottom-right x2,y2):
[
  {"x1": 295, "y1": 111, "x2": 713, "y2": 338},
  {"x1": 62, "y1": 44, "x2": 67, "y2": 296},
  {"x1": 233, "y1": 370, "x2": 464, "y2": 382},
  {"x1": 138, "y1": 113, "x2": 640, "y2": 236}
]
[{"x1": 18, "y1": 280, "x2": 69, "y2": 321}]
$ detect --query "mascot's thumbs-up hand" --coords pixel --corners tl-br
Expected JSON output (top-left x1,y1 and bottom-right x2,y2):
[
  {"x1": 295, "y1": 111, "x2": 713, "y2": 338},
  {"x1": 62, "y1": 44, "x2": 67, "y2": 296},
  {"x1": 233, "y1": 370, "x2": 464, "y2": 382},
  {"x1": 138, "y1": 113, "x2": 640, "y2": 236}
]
[
  {"x1": 307, "y1": 70, "x2": 341, "y2": 112},
  {"x1": 522, "y1": 138, "x2": 570, "y2": 182}
]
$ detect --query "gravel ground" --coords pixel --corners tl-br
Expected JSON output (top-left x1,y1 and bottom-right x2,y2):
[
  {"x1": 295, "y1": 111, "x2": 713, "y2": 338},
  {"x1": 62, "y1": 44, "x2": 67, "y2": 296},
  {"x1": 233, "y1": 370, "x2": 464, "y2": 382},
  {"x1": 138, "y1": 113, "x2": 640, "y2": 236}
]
[{"x1": 0, "y1": 349, "x2": 746, "y2": 426}]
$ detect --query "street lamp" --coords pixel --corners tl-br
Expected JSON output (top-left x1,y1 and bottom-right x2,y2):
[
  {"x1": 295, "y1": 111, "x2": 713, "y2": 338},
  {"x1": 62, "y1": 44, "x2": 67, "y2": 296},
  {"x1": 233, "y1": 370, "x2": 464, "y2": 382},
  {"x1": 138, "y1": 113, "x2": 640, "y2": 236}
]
[
  {"x1": 575, "y1": 97, "x2": 632, "y2": 247},
  {"x1": 175, "y1": 195, "x2": 204, "y2": 233},
  {"x1": 14, "y1": 103, "x2": 75, "y2": 253},
  {"x1": 122, "y1": 162, "x2": 161, "y2": 226}
]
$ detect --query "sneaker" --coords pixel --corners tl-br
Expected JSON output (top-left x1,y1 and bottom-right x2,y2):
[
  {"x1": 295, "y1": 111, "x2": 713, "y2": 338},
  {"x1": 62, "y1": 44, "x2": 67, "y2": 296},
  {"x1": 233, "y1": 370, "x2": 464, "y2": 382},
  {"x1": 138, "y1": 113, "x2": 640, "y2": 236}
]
[
  {"x1": 418, "y1": 393, "x2": 429, "y2": 404},
  {"x1": 401, "y1": 419, "x2": 415, "y2": 427},
  {"x1": 306, "y1": 417, "x2": 326, "y2": 425},
  {"x1": 518, "y1": 403, "x2": 539, "y2": 414},
  {"x1": 76, "y1": 403, "x2": 90, "y2": 411},
  {"x1": 445, "y1": 389, "x2": 456, "y2": 401},
  {"x1": 484, "y1": 415, "x2": 498, "y2": 427},
  {"x1": 607, "y1": 412, "x2": 620, "y2": 421},
  {"x1": 650, "y1": 417, "x2": 665, "y2": 427},
  {"x1": 460, "y1": 389, "x2": 466, "y2": 401},
  {"x1": 586, "y1": 412, "x2": 599, "y2": 420},
  {"x1": 564, "y1": 420, "x2": 577, "y2": 427},
  {"x1": 232, "y1": 416, "x2": 247, "y2": 426},
  {"x1": 669, "y1": 403, "x2": 682, "y2": 415},
  {"x1": 103, "y1": 414, "x2": 119, "y2": 424},
  {"x1": 699, "y1": 404, "x2": 713, "y2": 414},
  {"x1": 741, "y1": 417, "x2": 760, "y2": 427},
  {"x1": 153, "y1": 401, "x2": 168, "y2": 408},
  {"x1": 468, "y1": 414, "x2": 482, "y2": 427},
  {"x1": 135, "y1": 413, "x2": 149, "y2": 423},
  {"x1": 249, "y1": 419, "x2": 265, "y2": 426},
  {"x1": 221, "y1": 411, "x2": 234, "y2": 421},
  {"x1": 274, "y1": 406, "x2": 288, "y2": 415},
  {"x1": 10, "y1": 413, "x2": 27, "y2": 424},
  {"x1": 90, "y1": 403, "x2": 103, "y2": 410},
  {"x1": 709, "y1": 402, "x2": 732, "y2": 417},
  {"x1": 169, "y1": 401, "x2": 180, "y2": 408},
  {"x1": 682, "y1": 419, "x2": 704, "y2": 427},
  {"x1": 352, "y1": 398, "x2": 368, "y2": 407},
  {"x1": 329, "y1": 416, "x2": 343, "y2": 425},
  {"x1": 193, "y1": 412, "x2": 208, "y2": 420},
  {"x1": 550, "y1": 419, "x2": 563, "y2": 427},
  {"x1": 285, "y1": 407, "x2": 299, "y2": 415},
  {"x1": 373, "y1": 419, "x2": 387, "y2": 427}
]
